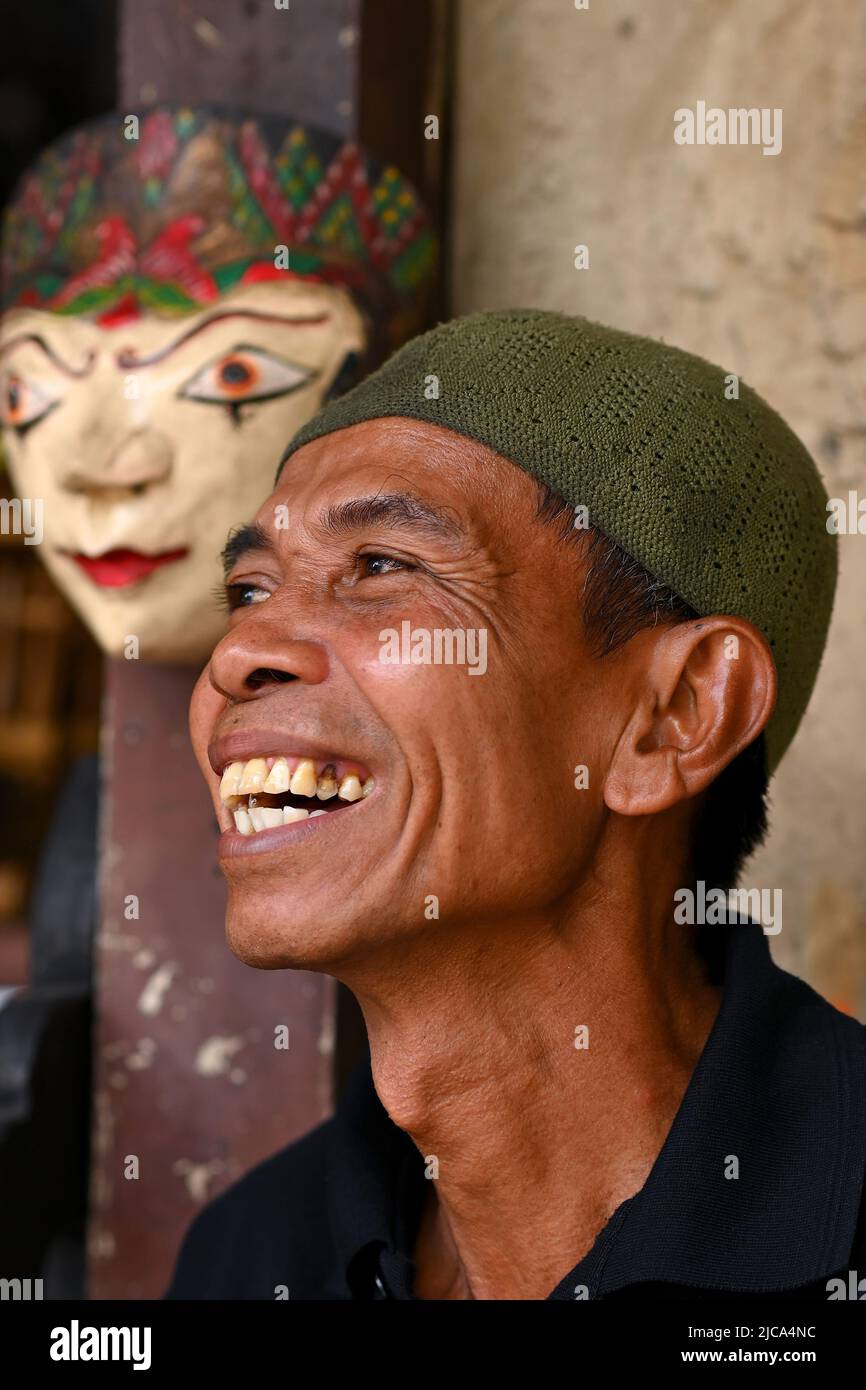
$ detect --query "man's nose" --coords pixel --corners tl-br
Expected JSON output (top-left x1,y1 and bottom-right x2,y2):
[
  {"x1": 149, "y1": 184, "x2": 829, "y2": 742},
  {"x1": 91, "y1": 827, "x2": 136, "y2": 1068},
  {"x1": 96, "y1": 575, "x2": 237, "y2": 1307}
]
[
  {"x1": 208, "y1": 617, "x2": 330, "y2": 704},
  {"x1": 62, "y1": 428, "x2": 173, "y2": 497}
]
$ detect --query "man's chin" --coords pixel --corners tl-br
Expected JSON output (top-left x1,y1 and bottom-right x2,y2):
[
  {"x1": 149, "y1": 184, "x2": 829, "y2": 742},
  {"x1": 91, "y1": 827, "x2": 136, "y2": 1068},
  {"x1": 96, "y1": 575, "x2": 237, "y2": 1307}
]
[{"x1": 224, "y1": 904, "x2": 359, "y2": 973}]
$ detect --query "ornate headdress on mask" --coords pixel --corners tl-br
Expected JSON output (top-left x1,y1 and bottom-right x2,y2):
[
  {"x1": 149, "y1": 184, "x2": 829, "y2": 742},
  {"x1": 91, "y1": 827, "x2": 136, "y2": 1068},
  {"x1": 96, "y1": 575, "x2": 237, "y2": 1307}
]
[{"x1": 1, "y1": 105, "x2": 436, "y2": 352}]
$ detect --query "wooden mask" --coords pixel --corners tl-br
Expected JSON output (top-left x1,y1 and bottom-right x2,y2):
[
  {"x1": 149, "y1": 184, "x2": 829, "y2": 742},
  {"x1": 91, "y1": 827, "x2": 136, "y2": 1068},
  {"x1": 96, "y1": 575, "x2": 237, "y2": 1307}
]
[{"x1": 0, "y1": 107, "x2": 435, "y2": 660}]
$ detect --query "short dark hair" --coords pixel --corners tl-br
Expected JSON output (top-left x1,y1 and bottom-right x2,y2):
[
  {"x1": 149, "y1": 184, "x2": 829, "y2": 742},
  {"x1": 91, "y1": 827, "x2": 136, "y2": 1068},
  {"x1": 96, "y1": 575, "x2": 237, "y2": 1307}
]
[{"x1": 535, "y1": 482, "x2": 769, "y2": 890}]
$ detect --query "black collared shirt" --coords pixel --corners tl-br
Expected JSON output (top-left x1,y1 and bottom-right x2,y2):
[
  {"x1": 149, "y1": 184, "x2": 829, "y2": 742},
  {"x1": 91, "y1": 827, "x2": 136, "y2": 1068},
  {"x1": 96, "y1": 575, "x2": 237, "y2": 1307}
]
[{"x1": 165, "y1": 921, "x2": 866, "y2": 1300}]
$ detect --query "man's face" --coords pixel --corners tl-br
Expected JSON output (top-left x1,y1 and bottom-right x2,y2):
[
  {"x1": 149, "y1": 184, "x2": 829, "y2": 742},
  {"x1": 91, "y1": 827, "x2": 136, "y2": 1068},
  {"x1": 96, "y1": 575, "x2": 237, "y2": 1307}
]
[
  {"x1": 190, "y1": 418, "x2": 625, "y2": 974},
  {"x1": 0, "y1": 280, "x2": 365, "y2": 661}
]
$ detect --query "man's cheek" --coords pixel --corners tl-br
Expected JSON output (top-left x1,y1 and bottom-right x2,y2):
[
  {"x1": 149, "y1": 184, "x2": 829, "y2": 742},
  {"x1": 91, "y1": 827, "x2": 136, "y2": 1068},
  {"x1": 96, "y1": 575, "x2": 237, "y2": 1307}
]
[
  {"x1": 189, "y1": 668, "x2": 222, "y2": 777},
  {"x1": 356, "y1": 618, "x2": 493, "y2": 684}
]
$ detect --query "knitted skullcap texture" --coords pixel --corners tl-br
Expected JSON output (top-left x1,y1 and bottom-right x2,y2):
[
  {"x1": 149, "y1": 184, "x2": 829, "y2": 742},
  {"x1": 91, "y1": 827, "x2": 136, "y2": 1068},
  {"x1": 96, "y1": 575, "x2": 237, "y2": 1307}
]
[{"x1": 279, "y1": 309, "x2": 837, "y2": 773}]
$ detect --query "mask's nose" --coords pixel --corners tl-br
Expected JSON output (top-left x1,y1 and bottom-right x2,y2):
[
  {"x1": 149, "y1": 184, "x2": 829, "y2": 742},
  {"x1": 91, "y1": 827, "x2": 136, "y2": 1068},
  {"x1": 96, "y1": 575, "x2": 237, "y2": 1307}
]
[{"x1": 62, "y1": 428, "x2": 173, "y2": 499}]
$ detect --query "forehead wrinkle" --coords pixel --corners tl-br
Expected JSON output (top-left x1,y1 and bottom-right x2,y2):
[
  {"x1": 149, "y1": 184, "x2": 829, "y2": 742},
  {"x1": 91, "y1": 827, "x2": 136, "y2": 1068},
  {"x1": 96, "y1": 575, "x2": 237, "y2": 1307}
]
[{"x1": 314, "y1": 492, "x2": 467, "y2": 548}]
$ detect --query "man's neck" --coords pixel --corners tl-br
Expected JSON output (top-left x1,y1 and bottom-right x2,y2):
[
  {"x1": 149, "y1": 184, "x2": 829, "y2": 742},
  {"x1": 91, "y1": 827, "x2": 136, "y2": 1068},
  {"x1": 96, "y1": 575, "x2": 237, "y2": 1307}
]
[{"x1": 343, "y1": 866, "x2": 722, "y2": 1301}]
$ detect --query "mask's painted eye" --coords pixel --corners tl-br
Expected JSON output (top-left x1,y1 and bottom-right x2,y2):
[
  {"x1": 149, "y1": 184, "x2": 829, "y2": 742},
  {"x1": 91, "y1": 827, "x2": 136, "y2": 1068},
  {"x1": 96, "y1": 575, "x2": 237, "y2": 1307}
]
[
  {"x1": 0, "y1": 373, "x2": 61, "y2": 430},
  {"x1": 179, "y1": 347, "x2": 315, "y2": 406}
]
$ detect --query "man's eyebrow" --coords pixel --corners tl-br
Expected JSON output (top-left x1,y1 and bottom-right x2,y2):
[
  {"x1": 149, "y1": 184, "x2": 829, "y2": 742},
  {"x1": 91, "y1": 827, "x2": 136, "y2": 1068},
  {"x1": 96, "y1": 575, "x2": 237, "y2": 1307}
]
[
  {"x1": 116, "y1": 310, "x2": 331, "y2": 369},
  {"x1": 221, "y1": 522, "x2": 276, "y2": 578},
  {"x1": 318, "y1": 493, "x2": 466, "y2": 545}
]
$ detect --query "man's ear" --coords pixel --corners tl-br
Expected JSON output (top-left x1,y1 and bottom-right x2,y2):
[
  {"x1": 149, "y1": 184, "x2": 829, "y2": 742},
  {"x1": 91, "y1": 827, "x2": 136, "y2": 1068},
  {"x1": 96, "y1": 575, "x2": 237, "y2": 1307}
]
[{"x1": 603, "y1": 616, "x2": 777, "y2": 816}]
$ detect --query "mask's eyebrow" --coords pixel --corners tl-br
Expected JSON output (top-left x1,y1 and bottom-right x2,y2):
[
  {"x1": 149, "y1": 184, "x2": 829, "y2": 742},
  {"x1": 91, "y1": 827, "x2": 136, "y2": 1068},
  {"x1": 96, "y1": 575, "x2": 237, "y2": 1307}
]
[
  {"x1": 117, "y1": 310, "x2": 330, "y2": 369},
  {"x1": 221, "y1": 521, "x2": 276, "y2": 579},
  {"x1": 0, "y1": 332, "x2": 95, "y2": 377},
  {"x1": 317, "y1": 492, "x2": 466, "y2": 547}
]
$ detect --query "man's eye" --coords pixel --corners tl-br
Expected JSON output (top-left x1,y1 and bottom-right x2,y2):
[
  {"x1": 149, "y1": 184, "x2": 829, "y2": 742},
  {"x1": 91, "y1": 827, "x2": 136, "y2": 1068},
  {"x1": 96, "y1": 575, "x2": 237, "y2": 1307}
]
[
  {"x1": 225, "y1": 582, "x2": 270, "y2": 610},
  {"x1": 357, "y1": 553, "x2": 412, "y2": 578}
]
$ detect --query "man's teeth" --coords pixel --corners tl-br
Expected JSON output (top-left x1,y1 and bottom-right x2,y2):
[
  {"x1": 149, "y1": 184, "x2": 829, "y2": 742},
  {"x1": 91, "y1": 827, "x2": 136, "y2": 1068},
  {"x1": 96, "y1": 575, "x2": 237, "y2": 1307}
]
[
  {"x1": 234, "y1": 804, "x2": 335, "y2": 835},
  {"x1": 220, "y1": 755, "x2": 375, "y2": 834},
  {"x1": 338, "y1": 773, "x2": 363, "y2": 802},
  {"x1": 290, "y1": 759, "x2": 318, "y2": 797},
  {"x1": 219, "y1": 762, "x2": 244, "y2": 798},
  {"x1": 317, "y1": 765, "x2": 338, "y2": 799},
  {"x1": 263, "y1": 757, "x2": 290, "y2": 793},
  {"x1": 237, "y1": 758, "x2": 267, "y2": 794}
]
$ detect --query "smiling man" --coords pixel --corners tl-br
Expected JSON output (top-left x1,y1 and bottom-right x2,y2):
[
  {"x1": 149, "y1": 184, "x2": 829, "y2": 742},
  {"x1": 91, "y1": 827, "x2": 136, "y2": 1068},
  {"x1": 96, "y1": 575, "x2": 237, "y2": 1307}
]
[{"x1": 167, "y1": 310, "x2": 866, "y2": 1302}]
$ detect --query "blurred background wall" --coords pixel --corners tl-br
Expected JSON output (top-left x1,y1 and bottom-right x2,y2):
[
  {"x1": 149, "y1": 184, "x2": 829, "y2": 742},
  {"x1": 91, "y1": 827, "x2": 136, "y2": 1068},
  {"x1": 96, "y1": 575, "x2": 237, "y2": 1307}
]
[{"x1": 451, "y1": 0, "x2": 866, "y2": 1017}]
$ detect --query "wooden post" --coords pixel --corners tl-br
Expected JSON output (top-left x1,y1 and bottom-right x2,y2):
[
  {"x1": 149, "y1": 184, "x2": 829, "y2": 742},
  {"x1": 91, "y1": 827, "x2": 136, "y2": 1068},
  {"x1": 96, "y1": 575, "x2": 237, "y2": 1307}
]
[
  {"x1": 89, "y1": 0, "x2": 449, "y2": 1299},
  {"x1": 91, "y1": 660, "x2": 335, "y2": 1296}
]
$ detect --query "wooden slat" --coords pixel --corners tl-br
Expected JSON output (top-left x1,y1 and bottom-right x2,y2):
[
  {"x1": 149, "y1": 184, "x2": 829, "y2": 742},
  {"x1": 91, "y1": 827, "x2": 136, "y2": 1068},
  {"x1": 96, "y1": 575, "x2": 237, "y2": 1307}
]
[
  {"x1": 89, "y1": 660, "x2": 334, "y2": 1297},
  {"x1": 120, "y1": 0, "x2": 361, "y2": 136}
]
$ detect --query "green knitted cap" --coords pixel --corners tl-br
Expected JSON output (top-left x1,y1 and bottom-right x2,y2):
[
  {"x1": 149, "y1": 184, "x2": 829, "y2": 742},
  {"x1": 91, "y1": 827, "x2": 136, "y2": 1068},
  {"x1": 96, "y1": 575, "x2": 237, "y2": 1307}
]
[{"x1": 279, "y1": 309, "x2": 837, "y2": 773}]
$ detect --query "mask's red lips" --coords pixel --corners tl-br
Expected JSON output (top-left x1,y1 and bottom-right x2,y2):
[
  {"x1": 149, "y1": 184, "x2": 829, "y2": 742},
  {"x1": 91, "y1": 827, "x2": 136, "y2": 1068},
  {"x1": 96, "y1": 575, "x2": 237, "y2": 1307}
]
[{"x1": 65, "y1": 547, "x2": 189, "y2": 588}]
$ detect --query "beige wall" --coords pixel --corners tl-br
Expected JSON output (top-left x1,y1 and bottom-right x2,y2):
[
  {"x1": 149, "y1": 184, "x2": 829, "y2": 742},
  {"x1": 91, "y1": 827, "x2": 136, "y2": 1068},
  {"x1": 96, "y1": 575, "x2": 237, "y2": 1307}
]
[{"x1": 451, "y1": 0, "x2": 866, "y2": 1012}]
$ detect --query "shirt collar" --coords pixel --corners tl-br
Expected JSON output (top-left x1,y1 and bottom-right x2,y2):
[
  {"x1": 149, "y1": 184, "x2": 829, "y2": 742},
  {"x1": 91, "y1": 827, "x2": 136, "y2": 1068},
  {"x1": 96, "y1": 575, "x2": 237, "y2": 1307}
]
[
  {"x1": 326, "y1": 920, "x2": 866, "y2": 1298},
  {"x1": 592, "y1": 921, "x2": 866, "y2": 1296},
  {"x1": 326, "y1": 1044, "x2": 420, "y2": 1297}
]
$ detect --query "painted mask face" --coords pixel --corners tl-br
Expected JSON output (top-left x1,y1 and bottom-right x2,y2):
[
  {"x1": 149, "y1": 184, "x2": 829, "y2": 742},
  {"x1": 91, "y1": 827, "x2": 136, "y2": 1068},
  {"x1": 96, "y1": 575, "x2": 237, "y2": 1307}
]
[
  {"x1": 0, "y1": 106, "x2": 435, "y2": 661},
  {"x1": 0, "y1": 280, "x2": 365, "y2": 660}
]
